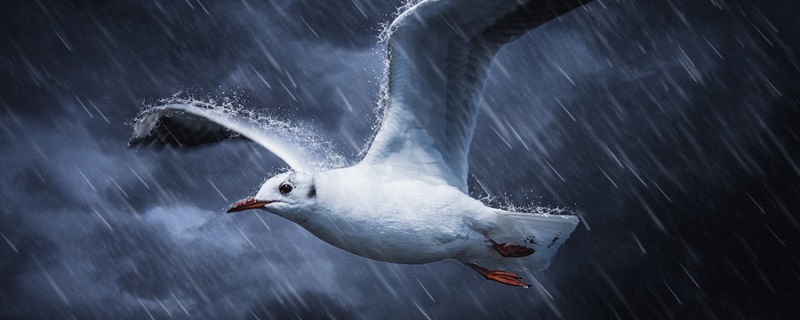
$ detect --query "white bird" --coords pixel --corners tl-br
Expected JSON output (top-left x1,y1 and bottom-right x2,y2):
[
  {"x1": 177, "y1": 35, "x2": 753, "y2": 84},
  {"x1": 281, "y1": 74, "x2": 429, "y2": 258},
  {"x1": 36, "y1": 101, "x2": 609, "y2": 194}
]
[{"x1": 131, "y1": 0, "x2": 593, "y2": 288}]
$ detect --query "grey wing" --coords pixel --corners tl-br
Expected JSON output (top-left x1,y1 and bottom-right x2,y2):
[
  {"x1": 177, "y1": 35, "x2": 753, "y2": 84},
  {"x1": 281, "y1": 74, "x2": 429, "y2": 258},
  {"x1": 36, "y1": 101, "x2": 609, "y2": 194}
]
[
  {"x1": 130, "y1": 103, "x2": 341, "y2": 172},
  {"x1": 362, "y1": 0, "x2": 593, "y2": 191}
]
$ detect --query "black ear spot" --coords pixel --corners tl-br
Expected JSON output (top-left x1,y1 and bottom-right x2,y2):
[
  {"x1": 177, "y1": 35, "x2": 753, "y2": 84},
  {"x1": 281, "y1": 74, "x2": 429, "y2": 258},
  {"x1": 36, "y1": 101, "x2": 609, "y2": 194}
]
[{"x1": 307, "y1": 185, "x2": 316, "y2": 198}]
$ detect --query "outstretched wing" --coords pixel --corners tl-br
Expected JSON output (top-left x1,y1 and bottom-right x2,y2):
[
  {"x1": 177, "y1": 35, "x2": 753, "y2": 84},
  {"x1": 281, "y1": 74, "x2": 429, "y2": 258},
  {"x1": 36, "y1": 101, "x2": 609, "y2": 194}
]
[
  {"x1": 130, "y1": 103, "x2": 338, "y2": 172},
  {"x1": 362, "y1": 0, "x2": 593, "y2": 191}
]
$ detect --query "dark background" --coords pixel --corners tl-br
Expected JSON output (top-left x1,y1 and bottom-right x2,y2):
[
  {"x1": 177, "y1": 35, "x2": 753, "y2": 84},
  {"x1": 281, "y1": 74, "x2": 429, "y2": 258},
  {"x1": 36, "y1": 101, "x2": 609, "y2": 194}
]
[{"x1": 1, "y1": 0, "x2": 799, "y2": 318}]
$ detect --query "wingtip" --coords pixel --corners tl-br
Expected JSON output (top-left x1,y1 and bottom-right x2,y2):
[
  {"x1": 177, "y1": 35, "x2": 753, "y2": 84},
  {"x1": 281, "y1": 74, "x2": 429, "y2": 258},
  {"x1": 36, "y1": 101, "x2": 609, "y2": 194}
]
[{"x1": 127, "y1": 137, "x2": 143, "y2": 148}]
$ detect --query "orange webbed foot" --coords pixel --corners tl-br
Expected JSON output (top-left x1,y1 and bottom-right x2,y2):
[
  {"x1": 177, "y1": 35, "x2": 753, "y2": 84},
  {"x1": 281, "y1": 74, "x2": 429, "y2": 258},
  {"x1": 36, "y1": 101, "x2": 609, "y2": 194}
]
[
  {"x1": 467, "y1": 263, "x2": 530, "y2": 288},
  {"x1": 490, "y1": 239, "x2": 534, "y2": 258}
]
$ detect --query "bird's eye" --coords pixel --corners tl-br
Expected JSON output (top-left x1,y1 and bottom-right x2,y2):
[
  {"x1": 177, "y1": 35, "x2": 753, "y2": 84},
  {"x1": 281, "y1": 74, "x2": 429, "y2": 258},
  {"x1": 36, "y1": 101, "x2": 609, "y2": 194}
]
[{"x1": 279, "y1": 183, "x2": 293, "y2": 195}]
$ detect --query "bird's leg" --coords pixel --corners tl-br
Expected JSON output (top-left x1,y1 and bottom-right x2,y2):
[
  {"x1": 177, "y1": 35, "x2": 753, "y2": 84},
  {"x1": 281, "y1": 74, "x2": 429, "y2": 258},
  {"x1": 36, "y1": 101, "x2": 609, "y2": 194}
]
[
  {"x1": 467, "y1": 263, "x2": 529, "y2": 288},
  {"x1": 489, "y1": 239, "x2": 534, "y2": 257}
]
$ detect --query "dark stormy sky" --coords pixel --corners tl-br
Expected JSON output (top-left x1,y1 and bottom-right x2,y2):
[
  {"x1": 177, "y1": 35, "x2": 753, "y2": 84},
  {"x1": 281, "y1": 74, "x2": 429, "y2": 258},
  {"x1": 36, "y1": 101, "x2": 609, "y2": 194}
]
[{"x1": 1, "y1": 0, "x2": 799, "y2": 318}]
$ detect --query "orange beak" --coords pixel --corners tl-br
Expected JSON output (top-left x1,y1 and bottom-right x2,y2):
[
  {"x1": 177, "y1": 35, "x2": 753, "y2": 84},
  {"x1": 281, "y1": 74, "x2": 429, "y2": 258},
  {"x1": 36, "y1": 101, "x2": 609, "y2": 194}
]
[{"x1": 227, "y1": 198, "x2": 273, "y2": 213}]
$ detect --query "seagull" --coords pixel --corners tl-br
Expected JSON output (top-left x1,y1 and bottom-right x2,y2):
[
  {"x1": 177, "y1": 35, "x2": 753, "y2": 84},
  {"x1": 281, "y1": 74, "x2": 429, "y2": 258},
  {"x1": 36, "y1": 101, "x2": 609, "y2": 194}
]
[{"x1": 130, "y1": 0, "x2": 593, "y2": 288}]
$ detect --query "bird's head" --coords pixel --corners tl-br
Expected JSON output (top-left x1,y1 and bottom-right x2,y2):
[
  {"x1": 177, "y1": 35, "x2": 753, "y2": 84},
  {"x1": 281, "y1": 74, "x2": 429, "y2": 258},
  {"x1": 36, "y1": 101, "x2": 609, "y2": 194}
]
[{"x1": 227, "y1": 171, "x2": 317, "y2": 223}]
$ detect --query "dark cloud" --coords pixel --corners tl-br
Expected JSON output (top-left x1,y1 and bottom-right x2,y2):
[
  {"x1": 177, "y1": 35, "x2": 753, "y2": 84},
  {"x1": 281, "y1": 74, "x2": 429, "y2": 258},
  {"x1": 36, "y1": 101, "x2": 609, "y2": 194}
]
[
  {"x1": 285, "y1": 0, "x2": 405, "y2": 49},
  {"x1": 16, "y1": 163, "x2": 91, "y2": 213},
  {"x1": 246, "y1": 292, "x2": 356, "y2": 320}
]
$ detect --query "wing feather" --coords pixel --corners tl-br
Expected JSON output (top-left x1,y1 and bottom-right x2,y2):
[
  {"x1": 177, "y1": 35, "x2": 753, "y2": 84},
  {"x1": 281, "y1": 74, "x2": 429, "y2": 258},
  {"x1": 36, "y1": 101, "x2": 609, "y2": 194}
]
[
  {"x1": 363, "y1": 0, "x2": 592, "y2": 191},
  {"x1": 129, "y1": 103, "x2": 339, "y2": 172}
]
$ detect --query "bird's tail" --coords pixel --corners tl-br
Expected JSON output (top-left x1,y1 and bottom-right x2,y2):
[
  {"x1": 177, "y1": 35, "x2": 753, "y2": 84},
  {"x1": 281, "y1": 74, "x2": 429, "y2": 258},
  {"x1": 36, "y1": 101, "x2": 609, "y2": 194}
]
[{"x1": 481, "y1": 209, "x2": 580, "y2": 271}]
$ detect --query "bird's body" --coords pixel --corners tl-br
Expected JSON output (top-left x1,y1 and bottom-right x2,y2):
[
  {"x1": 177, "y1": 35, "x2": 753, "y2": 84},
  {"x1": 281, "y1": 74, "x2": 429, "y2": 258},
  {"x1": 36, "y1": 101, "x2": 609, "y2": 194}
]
[
  {"x1": 131, "y1": 0, "x2": 594, "y2": 287},
  {"x1": 231, "y1": 165, "x2": 579, "y2": 283},
  {"x1": 301, "y1": 165, "x2": 493, "y2": 264}
]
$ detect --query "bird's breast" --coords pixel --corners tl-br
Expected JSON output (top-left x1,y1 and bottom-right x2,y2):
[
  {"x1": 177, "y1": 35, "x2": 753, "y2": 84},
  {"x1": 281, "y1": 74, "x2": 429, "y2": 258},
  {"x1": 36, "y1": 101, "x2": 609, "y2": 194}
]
[
  {"x1": 302, "y1": 208, "x2": 469, "y2": 263},
  {"x1": 302, "y1": 176, "x2": 488, "y2": 264}
]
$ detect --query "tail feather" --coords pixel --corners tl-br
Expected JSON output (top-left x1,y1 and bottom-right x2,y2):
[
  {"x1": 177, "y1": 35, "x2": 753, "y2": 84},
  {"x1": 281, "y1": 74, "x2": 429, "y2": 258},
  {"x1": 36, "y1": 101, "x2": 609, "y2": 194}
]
[{"x1": 483, "y1": 210, "x2": 579, "y2": 271}]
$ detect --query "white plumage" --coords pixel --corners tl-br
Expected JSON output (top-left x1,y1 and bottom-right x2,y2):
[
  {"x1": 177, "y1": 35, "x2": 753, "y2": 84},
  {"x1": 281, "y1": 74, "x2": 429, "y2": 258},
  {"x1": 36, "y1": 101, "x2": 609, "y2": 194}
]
[{"x1": 131, "y1": 0, "x2": 593, "y2": 287}]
